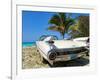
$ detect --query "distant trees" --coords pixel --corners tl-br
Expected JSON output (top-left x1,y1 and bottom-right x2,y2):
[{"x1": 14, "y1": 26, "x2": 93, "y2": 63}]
[
  {"x1": 78, "y1": 16, "x2": 89, "y2": 37},
  {"x1": 68, "y1": 16, "x2": 89, "y2": 39}
]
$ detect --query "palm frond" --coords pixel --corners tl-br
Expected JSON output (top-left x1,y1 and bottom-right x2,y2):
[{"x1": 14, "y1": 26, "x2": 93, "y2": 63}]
[
  {"x1": 58, "y1": 13, "x2": 66, "y2": 26},
  {"x1": 47, "y1": 26, "x2": 59, "y2": 31},
  {"x1": 65, "y1": 18, "x2": 75, "y2": 32},
  {"x1": 47, "y1": 13, "x2": 76, "y2": 39},
  {"x1": 48, "y1": 14, "x2": 61, "y2": 26}
]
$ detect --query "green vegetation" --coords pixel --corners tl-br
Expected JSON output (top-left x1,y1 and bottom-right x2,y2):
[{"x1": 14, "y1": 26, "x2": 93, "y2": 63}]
[
  {"x1": 47, "y1": 13, "x2": 75, "y2": 39},
  {"x1": 47, "y1": 13, "x2": 89, "y2": 39},
  {"x1": 68, "y1": 16, "x2": 89, "y2": 39},
  {"x1": 78, "y1": 16, "x2": 89, "y2": 37}
]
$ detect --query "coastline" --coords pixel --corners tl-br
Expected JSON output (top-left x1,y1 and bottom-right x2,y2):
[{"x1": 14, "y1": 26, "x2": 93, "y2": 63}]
[
  {"x1": 22, "y1": 45, "x2": 36, "y2": 48},
  {"x1": 22, "y1": 42, "x2": 36, "y2": 48}
]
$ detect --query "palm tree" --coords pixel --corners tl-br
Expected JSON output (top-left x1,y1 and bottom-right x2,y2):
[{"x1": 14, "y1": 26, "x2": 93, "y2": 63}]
[
  {"x1": 68, "y1": 22, "x2": 80, "y2": 39},
  {"x1": 47, "y1": 13, "x2": 75, "y2": 39}
]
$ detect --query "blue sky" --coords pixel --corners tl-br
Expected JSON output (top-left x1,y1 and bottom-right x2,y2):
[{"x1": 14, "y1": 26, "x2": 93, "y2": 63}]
[{"x1": 22, "y1": 11, "x2": 89, "y2": 42}]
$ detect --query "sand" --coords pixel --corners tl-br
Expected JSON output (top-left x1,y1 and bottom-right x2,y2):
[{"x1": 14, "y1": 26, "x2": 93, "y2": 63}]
[
  {"x1": 22, "y1": 46, "x2": 89, "y2": 69},
  {"x1": 22, "y1": 46, "x2": 49, "y2": 69}
]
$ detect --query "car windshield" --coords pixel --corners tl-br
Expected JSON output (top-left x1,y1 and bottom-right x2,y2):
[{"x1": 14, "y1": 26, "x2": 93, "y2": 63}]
[{"x1": 39, "y1": 35, "x2": 58, "y2": 41}]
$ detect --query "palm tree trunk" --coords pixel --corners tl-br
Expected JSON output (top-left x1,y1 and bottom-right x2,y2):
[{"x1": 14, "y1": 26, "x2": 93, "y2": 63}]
[{"x1": 62, "y1": 35, "x2": 65, "y2": 39}]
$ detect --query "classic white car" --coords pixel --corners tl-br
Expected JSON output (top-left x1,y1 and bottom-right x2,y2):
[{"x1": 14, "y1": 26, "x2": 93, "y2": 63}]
[{"x1": 36, "y1": 35, "x2": 89, "y2": 65}]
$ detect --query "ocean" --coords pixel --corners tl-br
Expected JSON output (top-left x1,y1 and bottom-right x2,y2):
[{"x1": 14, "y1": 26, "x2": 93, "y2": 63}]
[{"x1": 22, "y1": 42, "x2": 36, "y2": 48}]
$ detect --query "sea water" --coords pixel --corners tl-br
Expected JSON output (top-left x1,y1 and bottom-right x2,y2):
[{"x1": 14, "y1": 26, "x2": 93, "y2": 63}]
[{"x1": 22, "y1": 42, "x2": 36, "y2": 48}]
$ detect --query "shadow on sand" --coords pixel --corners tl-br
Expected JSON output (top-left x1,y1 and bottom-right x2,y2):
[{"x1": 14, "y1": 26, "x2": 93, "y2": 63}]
[{"x1": 48, "y1": 57, "x2": 89, "y2": 67}]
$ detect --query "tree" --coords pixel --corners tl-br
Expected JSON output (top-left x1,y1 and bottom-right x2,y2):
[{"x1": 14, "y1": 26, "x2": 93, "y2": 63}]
[
  {"x1": 68, "y1": 22, "x2": 80, "y2": 39},
  {"x1": 68, "y1": 16, "x2": 89, "y2": 38},
  {"x1": 78, "y1": 16, "x2": 89, "y2": 37},
  {"x1": 47, "y1": 13, "x2": 75, "y2": 39}
]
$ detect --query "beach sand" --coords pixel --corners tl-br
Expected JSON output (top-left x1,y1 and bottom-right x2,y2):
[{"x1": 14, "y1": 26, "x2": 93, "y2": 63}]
[
  {"x1": 22, "y1": 46, "x2": 89, "y2": 69},
  {"x1": 22, "y1": 46, "x2": 49, "y2": 69}
]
